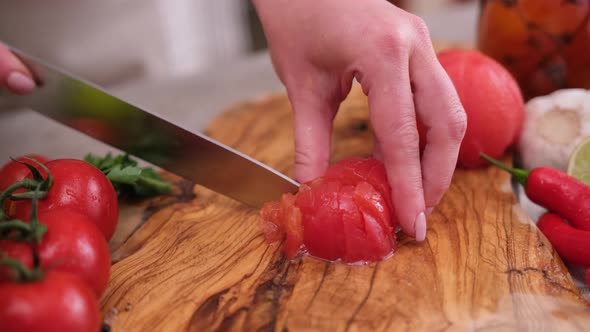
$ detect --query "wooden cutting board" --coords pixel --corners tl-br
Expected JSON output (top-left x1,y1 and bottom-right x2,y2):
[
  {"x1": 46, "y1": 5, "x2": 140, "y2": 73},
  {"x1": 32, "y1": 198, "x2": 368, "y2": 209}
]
[{"x1": 99, "y1": 67, "x2": 590, "y2": 332}]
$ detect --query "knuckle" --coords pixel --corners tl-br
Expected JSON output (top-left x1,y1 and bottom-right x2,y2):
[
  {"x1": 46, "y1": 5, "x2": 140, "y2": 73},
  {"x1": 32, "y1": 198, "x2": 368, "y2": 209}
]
[
  {"x1": 294, "y1": 147, "x2": 314, "y2": 167},
  {"x1": 409, "y1": 15, "x2": 431, "y2": 41},
  {"x1": 378, "y1": 116, "x2": 420, "y2": 149},
  {"x1": 375, "y1": 14, "x2": 431, "y2": 58},
  {"x1": 293, "y1": 147, "x2": 328, "y2": 183},
  {"x1": 293, "y1": 145, "x2": 327, "y2": 169},
  {"x1": 377, "y1": 29, "x2": 409, "y2": 58},
  {"x1": 396, "y1": 118, "x2": 420, "y2": 143},
  {"x1": 446, "y1": 106, "x2": 468, "y2": 143}
]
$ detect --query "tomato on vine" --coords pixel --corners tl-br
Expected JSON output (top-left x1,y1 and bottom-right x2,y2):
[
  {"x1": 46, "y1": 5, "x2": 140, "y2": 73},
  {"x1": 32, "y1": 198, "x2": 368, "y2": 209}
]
[
  {"x1": 0, "y1": 209, "x2": 111, "y2": 297},
  {"x1": 0, "y1": 268, "x2": 101, "y2": 332},
  {"x1": 0, "y1": 155, "x2": 50, "y2": 216},
  {"x1": 0, "y1": 156, "x2": 106, "y2": 332},
  {"x1": 13, "y1": 159, "x2": 119, "y2": 240}
]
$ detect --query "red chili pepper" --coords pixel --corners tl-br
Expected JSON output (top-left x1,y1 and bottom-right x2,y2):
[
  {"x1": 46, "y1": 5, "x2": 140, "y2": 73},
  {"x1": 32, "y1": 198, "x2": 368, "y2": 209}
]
[
  {"x1": 481, "y1": 154, "x2": 590, "y2": 231},
  {"x1": 536, "y1": 212, "x2": 590, "y2": 268}
]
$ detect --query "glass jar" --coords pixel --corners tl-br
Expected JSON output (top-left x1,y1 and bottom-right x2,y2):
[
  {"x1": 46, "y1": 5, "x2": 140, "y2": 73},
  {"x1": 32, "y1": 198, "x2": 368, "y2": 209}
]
[{"x1": 477, "y1": 0, "x2": 590, "y2": 100}]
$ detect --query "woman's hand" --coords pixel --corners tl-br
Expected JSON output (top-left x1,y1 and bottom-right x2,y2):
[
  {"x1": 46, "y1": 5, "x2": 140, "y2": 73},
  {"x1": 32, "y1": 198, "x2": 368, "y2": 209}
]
[
  {"x1": 253, "y1": 0, "x2": 467, "y2": 241},
  {"x1": 0, "y1": 43, "x2": 35, "y2": 95}
]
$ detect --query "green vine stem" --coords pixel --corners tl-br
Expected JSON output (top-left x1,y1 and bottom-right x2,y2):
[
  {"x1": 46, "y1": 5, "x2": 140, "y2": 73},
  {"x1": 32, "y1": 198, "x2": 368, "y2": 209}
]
[
  {"x1": 0, "y1": 254, "x2": 43, "y2": 282},
  {"x1": 15, "y1": 157, "x2": 53, "y2": 191},
  {"x1": 9, "y1": 191, "x2": 48, "y2": 200},
  {"x1": 0, "y1": 179, "x2": 43, "y2": 221},
  {"x1": 0, "y1": 158, "x2": 52, "y2": 276},
  {"x1": 29, "y1": 185, "x2": 44, "y2": 269},
  {"x1": 0, "y1": 219, "x2": 32, "y2": 234},
  {"x1": 0, "y1": 158, "x2": 52, "y2": 222}
]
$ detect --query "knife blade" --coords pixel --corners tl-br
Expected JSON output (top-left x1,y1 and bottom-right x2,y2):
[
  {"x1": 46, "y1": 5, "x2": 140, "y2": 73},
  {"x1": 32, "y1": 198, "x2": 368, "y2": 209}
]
[{"x1": 1, "y1": 44, "x2": 299, "y2": 208}]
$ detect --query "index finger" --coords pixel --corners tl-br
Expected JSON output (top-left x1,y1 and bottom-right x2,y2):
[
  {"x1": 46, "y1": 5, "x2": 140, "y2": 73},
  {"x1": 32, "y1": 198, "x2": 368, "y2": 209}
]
[
  {"x1": 364, "y1": 61, "x2": 427, "y2": 241},
  {"x1": 0, "y1": 43, "x2": 35, "y2": 95},
  {"x1": 409, "y1": 41, "x2": 466, "y2": 213}
]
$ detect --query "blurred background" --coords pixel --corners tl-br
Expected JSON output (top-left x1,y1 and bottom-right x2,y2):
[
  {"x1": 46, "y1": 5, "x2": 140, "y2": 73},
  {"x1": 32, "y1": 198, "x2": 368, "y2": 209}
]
[
  {"x1": 0, "y1": 0, "x2": 478, "y2": 89},
  {"x1": 0, "y1": 0, "x2": 478, "y2": 161}
]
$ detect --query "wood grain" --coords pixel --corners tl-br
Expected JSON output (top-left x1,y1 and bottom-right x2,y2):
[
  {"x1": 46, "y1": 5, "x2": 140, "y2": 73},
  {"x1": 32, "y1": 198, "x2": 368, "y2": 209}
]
[{"x1": 100, "y1": 83, "x2": 590, "y2": 331}]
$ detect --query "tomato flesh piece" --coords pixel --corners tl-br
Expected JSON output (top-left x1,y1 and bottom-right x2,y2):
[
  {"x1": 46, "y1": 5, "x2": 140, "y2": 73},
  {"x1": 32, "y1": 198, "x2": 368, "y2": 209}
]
[
  {"x1": 354, "y1": 182, "x2": 395, "y2": 258},
  {"x1": 281, "y1": 193, "x2": 304, "y2": 259},
  {"x1": 259, "y1": 158, "x2": 397, "y2": 263},
  {"x1": 259, "y1": 201, "x2": 283, "y2": 243},
  {"x1": 297, "y1": 181, "x2": 346, "y2": 261},
  {"x1": 324, "y1": 157, "x2": 394, "y2": 213},
  {"x1": 259, "y1": 193, "x2": 304, "y2": 259},
  {"x1": 340, "y1": 184, "x2": 369, "y2": 263}
]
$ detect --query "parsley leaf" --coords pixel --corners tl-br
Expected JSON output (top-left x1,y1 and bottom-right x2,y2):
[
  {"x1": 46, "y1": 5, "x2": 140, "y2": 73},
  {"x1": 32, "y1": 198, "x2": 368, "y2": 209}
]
[{"x1": 84, "y1": 153, "x2": 173, "y2": 199}]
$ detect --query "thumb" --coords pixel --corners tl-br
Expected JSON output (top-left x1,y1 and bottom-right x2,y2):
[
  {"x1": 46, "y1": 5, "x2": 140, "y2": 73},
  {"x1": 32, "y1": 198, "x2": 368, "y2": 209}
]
[
  {"x1": 0, "y1": 43, "x2": 35, "y2": 95},
  {"x1": 290, "y1": 90, "x2": 338, "y2": 183}
]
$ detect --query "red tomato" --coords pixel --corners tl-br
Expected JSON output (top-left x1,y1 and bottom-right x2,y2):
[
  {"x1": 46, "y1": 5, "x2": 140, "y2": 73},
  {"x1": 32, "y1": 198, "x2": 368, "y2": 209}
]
[
  {"x1": 418, "y1": 49, "x2": 525, "y2": 168},
  {"x1": 0, "y1": 270, "x2": 101, "y2": 332},
  {"x1": 296, "y1": 179, "x2": 394, "y2": 262},
  {"x1": 280, "y1": 193, "x2": 304, "y2": 258},
  {"x1": 0, "y1": 155, "x2": 50, "y2": 191},
  {"x1": 0, "y1": 209, "x2": 111, "y2": 297},
  {"x1": 259, "y1": 200, "x2": 283, "y2": 242},
  {"x1": 13, "y1": 159, "x2": 118, "y2": 240},
  {"x1": 0, "y1": 155, "x2": 50, "y2": 215},
  {"x1": 260, "y1": 192, "x2": 303, "y2": 258},
  {"x1": 296, "y1": 180, "x2": 346, "y2": 261},
  {"x1": 323, "y1": 157, "x2": 394, "y2": 213},
  {"x1": 260, "y1": 158, "x2": 397, "y2": 264}
]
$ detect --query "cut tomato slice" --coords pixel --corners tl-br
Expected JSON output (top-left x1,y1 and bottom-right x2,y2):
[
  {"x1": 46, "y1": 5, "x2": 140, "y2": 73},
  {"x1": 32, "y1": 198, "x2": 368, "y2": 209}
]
[
  {"x1": 258, "y1": 157, "x2": 398, "y2": 263},
  {"x1": 340, "y1": 184, "x2": 369, "y2": 263},
  {"x1": 259, "y1": 201, "x2": 283, "y2": 243},
  {"x1": 325, "y1": 158, "x2": 393, "y2": 212},
  {"x1": 282, "y1": 197, "x2": 303, "y2": 259},
  {"x1": 297, "y1": 181, "x2": 345, "y2": 261},
  {"x1": 354, "y1": 182, "x2": 394, "y2": 235}
]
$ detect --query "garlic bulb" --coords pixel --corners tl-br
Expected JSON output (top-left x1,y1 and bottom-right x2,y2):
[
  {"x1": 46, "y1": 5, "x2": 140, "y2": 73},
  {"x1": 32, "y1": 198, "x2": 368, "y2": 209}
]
[{"x1": 518, "y1": 89, "x2": 590, "y2": 172}]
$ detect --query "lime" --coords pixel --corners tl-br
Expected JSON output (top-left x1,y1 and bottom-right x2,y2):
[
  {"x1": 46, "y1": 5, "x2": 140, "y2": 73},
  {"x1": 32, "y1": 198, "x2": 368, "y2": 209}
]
[{"x1": 567, "y1": 136, "x2": 590, "y2": 185}]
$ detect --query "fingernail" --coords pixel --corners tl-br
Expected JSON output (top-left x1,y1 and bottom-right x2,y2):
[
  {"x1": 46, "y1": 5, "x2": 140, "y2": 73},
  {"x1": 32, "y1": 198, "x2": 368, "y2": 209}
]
[
  {"x1": 425, "y1": 207, "x2": 433, "y2": 216},
  {"x1": 6, "y1": 71, "x2": 35, "y2": 94},
  {"x1": 415, "y1": 212, "x2": 427, "y2": 242}
]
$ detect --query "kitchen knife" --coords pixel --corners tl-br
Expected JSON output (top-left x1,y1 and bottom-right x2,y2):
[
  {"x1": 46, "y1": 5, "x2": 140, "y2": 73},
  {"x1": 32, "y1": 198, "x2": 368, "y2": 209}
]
[{"x1": 0, "y1": 45, "x2": 299, "y2": 208}]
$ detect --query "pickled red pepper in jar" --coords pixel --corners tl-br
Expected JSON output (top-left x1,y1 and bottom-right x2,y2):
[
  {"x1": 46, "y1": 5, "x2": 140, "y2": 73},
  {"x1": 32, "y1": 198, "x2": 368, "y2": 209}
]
[{"x1": 477, "y1": 0, "x2": 590, "y2": 100}]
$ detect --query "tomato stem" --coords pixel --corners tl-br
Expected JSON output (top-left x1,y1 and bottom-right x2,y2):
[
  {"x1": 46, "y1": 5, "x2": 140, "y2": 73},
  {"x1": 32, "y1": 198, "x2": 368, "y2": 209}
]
[
  {"x1": 9, "y1": 190, "x2": 48, "y2": 200},
  {"x1": 13, "y1": 157, "x2": 53, "y2": 191},
  {"x1": 0, "y1": 219, "x2": 46, "y2": 243},
  {"x1": 0, "y1": 178, "x2": 41, "y2": 221},
  {"x1": 0, "y1": 219, "x2": 32, "y2": 235},
  {"x1": 0, "y1": 158, "x2": 51, "y2": 221},
  {"x1": 480, "y1": 154, "x2": 529, "y2": 186},
  {"x1": 0, "y1": 254, "x2": 43, "y2": 282},
  {"x1": 0, "y1": 160, "x2": 51, "y2": 278},
  {"x1": 28, "y1": 185, "x2": 43, "y2": 270}
]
